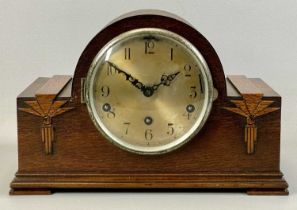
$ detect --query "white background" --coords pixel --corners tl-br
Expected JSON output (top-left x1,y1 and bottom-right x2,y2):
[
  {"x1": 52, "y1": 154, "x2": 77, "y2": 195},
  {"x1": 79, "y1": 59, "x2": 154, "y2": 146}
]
[{"x1": 0, "y1": 0, "x2": 297, "y2": 209}]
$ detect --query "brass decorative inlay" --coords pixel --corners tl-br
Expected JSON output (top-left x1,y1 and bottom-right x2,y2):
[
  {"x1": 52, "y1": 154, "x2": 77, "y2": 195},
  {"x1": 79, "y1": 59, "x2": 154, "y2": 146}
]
[
  {"x1": 19, "y1": 96, "x2": 74, "y2": 155},
  {"x1": 224, "y1": 94, "x2": 279, "y2": 154}
]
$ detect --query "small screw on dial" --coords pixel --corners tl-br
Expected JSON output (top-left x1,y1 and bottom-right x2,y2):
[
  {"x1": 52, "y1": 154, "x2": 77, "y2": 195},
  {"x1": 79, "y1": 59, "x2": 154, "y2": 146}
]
[
  {"x1": 144, "y1": 116, "x2": 153, "y2": 125},
  {"x1": 186, "y1": 104, "x2": 195, "y2": 113},
  {"x1": 102, "y1": 103, "x2": 111, "y2": 112}
]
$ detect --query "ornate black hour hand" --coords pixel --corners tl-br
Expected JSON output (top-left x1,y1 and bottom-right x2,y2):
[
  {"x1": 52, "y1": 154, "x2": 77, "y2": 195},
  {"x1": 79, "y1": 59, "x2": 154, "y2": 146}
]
[
  {"x1": 152, "y1": 71, "x2": 180, "y2": 91},
  {"x1": 142, "y1": 71, "x2": 180, "y2": 97},
  {"x1": 106, "y1": 61, "x2": 145, "y2": 91}
]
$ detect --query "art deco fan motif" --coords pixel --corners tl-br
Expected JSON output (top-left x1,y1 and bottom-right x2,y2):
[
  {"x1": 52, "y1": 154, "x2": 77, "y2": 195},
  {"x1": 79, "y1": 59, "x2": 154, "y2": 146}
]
[
  {"x1": 19, "y1": 97, "x2": 74, "y2": 155},
  {"x1": 224, "y1": 94, "x2": 279, "y2": 154}
]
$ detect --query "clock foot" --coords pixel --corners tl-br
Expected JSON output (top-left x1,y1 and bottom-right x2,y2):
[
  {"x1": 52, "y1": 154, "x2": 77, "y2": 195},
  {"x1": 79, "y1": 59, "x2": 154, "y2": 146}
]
[
  {"x1": 247, "y1": 188, "x2": 289, "y2": 196},
  {"x1": 10, "y1": 188, "x2": 52, "y2": 195}
]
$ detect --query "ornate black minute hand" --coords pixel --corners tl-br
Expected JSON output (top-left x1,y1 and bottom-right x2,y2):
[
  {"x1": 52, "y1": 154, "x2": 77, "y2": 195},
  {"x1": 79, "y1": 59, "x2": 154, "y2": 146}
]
[
  {"x1": 106, "y1": 61, "x2": 145, "y2": 91},
  {"x1": 106, "y1": 61, "x2": 180, "y2": 97},
  {"x1": 106, "y1": 61, "x2": 154, "y2": 97},
  {"x1": 152, "y1": 71, "x2": 180, "y2": 91}
]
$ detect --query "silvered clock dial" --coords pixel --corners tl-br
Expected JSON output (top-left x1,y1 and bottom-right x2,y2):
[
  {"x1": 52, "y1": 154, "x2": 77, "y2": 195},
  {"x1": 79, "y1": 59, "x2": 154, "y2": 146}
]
[{"x1": 85, "y1": 28, "x2": 216, "y2": 154}]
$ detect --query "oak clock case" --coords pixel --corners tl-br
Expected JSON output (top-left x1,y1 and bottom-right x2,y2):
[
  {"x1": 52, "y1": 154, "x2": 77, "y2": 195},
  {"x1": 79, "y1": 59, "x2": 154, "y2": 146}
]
[{"x1": 11, "y1": 11, "x2": 288, "y2": 195}]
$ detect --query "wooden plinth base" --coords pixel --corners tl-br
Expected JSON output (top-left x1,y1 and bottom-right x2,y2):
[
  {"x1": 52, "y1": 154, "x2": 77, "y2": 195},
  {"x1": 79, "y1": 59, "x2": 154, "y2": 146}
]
[
  {"x1": 10, "y1": 189, "x2": 52, "y2": 195},
  {"x1": 10, "y1": 172, "x2": 288, "y2": 195},
  {"x1": 247, "y1": 189, "x2": 288, "y2": 195}
]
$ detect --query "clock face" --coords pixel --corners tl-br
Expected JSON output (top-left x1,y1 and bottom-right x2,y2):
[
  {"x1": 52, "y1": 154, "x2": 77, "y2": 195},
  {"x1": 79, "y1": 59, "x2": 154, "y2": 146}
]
[{"x1": 85, "y1": 28, "x2": 215, "y2": 154}]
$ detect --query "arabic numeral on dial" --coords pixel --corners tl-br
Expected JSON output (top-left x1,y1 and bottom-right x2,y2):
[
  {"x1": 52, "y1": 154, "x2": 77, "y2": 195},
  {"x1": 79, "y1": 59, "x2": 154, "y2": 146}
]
[
  {"x1": 145, "y1": 129, "x2": 153, "y2": 140},
  {"x1": 189, "y1": 86, "x2": 197, "y2": 98},
  {"x1": 167, "y1": 123, "x2": 174, "y2": 135},
  {"x1": 170, "y1": 48, "x2": 173, "y2": 61},
  {"x1": 107, "y1": 64, "x2": 116, "y2": 76},
  {"x1": 184, "y1": 64, "x2": 192, "y2": 77},
  {"x1": 124, "y1": 48, "x2": 131, "y2": 60},
  {"x1": 101, "y1": 85, "x2": 110, "y2": 97},
  {"x1": 183, "y1": 111, "x2": 191, "y2": 120},
  {"x1": 123, "y1": 122, "x2": 130, "y2": 135},
  {"x1": 107, "y1": 109, "x2": 115, "y2": 118},
  {"x1": 199, "y1": 74, "x2": 204, "y2": 94},
  {"x1": 145, "y1": 40, "x2": 155, "y2": 54}
]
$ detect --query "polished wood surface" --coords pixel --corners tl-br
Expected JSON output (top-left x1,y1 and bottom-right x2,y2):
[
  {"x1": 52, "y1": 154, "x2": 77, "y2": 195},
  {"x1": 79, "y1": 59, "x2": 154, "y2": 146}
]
[
  {"x1": 18, "y1": 75, "x2": 74, "y2": 155},
  {"x1": 10, "y1": 11, "x2": 288, "y2": 195},
  {"x1": 227, "y1": 75, "x2": 262, "y2": 95},
  {"x1": 35, "y1": 75, "x2": 72, "y2": 97},
  {"x1": 224, "y1": 76, "x2": 280, "y2": 154}
]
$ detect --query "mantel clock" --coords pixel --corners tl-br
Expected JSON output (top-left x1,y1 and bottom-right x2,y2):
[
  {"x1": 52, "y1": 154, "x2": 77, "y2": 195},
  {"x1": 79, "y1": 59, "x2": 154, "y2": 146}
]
[{"x1": 10, "y1": 10, "x2": 288, "y2": 195}]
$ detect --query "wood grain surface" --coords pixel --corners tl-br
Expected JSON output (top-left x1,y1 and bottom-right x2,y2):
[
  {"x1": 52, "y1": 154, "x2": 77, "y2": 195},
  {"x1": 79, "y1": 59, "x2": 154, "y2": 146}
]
[{"x1": 10, "y1": 11, "x2": 288, "y2": 195}]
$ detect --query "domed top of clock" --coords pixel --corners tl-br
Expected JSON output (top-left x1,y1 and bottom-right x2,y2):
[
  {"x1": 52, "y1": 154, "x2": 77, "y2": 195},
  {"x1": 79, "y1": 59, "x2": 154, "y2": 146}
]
[{"x1": 72, "y1": 10, "x2": 226, "y2": 103}]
